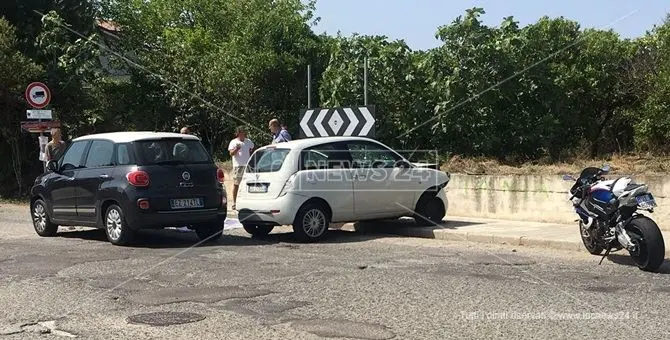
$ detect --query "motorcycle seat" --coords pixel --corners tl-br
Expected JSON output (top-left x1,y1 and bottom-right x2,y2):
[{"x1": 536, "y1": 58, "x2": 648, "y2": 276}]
[{"x1": 625, "y1": 183, "x2": 644, "y2": 191}]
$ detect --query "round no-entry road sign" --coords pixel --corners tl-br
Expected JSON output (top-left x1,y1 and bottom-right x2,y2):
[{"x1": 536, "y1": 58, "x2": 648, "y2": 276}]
[{"x1": 25, "y1": 82, "x2": 51, "y2": 109}]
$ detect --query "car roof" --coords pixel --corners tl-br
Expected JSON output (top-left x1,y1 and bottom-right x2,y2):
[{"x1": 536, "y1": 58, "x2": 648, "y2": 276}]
[
  {"x1": 258, "y1": 136, "x2": 380, "y2": 150},
  {"x1": 72, "y1": 131, "x2": 200, "y2": 144}
]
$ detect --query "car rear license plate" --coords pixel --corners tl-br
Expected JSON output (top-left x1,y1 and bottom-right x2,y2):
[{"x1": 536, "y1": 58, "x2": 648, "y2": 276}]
[
  {"x1": 170, "y1": 198, "x2": 204, "y2": 209},
  {"x1": 248, "y1": 184, "x2": 268, "y2": 193},
  {"x1": 636, "y1": 194, "x2": 657, "y2": 209}
]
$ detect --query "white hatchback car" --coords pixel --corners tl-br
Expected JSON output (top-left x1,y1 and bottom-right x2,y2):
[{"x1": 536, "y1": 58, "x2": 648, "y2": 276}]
[{"x1": 236, "y1": 137, "x2": 450, "y2": 241}]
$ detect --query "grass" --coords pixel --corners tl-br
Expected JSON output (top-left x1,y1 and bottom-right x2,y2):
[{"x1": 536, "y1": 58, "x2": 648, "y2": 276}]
[
  {"x1": 0, "y1": 197, "x2": 29, "y2": 205},
  {"x1": 218, "y1": 154, "x2": 670, "y2": 176},
  {"x1": 440, "y1": 154, "x2": 670, "y2": 176}
]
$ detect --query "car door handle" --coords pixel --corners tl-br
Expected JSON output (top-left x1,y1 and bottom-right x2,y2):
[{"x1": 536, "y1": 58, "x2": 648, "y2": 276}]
[{"x1": 99, "y1": 174, "x2": 110, "y2": 179}]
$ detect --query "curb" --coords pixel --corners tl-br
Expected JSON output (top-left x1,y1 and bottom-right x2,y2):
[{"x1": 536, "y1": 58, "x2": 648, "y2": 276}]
[{"x1": 340, "y1": 222, "x2": 670, "y2": 257}]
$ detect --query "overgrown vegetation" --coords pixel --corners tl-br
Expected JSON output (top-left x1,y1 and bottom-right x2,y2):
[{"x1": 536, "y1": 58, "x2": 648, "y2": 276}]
[{"x1": 1, "y1": 2, "x2": 670, "y2": 197}]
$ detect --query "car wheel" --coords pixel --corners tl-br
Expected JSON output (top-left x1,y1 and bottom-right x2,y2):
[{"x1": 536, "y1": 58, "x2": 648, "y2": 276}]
[
  {"x1": 293, "y1": 202, "x2": 330, "y2": 242},
  {"x1": 415, "y1": 196, "x2": 445, "y2": 225},
  {"x1": 31, "y1": 199, "x2": 58, "y2": 237},
  {"x1": 243, "y1": 224, "x2": 274, "y2": 238},
  {"x1": 195, "y1": 222, "x2": 224, "y2": 242},
  {"x1": 105, "y1": 204, "x2": 134, "y2": 246}
]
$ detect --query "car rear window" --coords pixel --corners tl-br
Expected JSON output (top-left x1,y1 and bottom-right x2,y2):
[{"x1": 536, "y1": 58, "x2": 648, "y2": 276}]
[
  {"x1": 247, "y1": 148, "x2": 290, "y2": 173},
  {"x1": 135, "y1": 139, "x2": 212, "y2": 165}
]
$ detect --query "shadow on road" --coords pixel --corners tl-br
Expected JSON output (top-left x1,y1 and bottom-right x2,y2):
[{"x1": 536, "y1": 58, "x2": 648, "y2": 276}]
[
  {"x1": 352, "y1": 217, "x2": 484, "y2": 236},
  {"x1": 54, "y1": 217, "x2": 482, "y2": 248},
  {"x1": 57, "y1": 228, "x2": 269, "y2": 248},
  {"x1": 56, "y1": 226, "x2": 394, "y2": 249},
  {"x1": 607, "y1": 253, "x2": 670, "y2": 274}
]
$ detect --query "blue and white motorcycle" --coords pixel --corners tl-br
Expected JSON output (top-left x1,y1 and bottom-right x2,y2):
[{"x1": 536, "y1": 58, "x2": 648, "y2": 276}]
[{"x1": 564, "y1": 165, "x2": 665, "y2": 272}]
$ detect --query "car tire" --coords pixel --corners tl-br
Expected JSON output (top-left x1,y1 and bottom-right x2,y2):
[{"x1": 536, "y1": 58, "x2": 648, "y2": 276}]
[
  {"x1": 31, "y1": 199, "x2": 58, "y2": 237},
  {"x1": 243, "y1": 224, "x2": 274, "y2": 238},
  {"x1": 104, "y1": 204, "x2": 135, "y2": 246},
  {"x1": 293, "y1": 202, "x2": 330, "y2": 242},
  {"x1": 415, "y1": 196, "x2": 446, "y2": 225},
  {"x1": 195, "y1": 222, "x2": 224, "y2": 242}
]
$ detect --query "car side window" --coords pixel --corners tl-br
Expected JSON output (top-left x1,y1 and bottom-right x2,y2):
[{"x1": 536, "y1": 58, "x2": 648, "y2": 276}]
[
  {"x1": 346, "y1": 141, "x2": 400, "y2": 168},
  {"x1": 301, "y1": 143, "x2": 350, "y2": 170},
  {"x1": 116, "y1": 143, "x2": 132, "y2": 165},
  {"x1": 59, "y1": 141, "x2": 89, "y2": 171},
  {"x1": 84, "y1": 140, "x2": 115, "y2": 168}
]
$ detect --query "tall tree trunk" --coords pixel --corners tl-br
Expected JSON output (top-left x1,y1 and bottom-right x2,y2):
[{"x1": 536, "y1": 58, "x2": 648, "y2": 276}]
[
  {"x1": 10, "y1": 136, "x2": 23, "y2": 196},
  {"x1": 590, "y1": 108, "x2": 615, "y2": 158}
]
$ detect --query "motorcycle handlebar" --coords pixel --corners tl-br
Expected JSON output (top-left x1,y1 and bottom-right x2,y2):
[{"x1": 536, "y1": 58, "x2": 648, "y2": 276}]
[{"x1": 569, "y1": 184, "x2": 589, "y2": 201}]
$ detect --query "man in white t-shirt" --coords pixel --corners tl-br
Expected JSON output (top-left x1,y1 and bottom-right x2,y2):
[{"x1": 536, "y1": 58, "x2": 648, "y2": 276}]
[{"x1": 228, "y1": 126, "x2": 254, "y2": 210}]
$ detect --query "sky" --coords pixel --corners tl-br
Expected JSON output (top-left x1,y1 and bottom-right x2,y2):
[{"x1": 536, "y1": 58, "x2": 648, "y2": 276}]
[{"x1": 310, "y1": 0, "x2": 670, "y2": 50}]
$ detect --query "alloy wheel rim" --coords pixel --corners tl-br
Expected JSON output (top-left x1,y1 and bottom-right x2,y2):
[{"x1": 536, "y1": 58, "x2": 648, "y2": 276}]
[
  {"x1": 106, "y1": 208, "x2": 123, "y2": 240},
  {"x1": 33, "y1": 203, "x2": 47, "y2": 232},
  {"x1": 302, "y1": 209, "x2": 326, "y2": 237}
]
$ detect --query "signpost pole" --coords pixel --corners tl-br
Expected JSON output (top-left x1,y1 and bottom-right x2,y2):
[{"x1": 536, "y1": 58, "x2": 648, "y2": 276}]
[
  {"x1": 307, "y1": 64, "x2": 312, "y2": 109},
  {"x1": 363, "y1": 57, "x2": 368, "y2": 106}
]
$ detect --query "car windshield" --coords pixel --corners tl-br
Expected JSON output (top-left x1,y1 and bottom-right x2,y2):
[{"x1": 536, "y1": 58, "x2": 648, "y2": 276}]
[
  {"x1": 135, "y1": 139, "x2": 211, "y2": 165},
  {"x1": 247, "y1": 148, "x2": 290, "y2": 173}
]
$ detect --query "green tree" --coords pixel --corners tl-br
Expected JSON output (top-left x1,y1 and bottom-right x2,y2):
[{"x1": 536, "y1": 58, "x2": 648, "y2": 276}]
[
  {"x1": 0, "y1": 18, "x2": 43, "y2": 196},
  {"x1": 0, "y1": 0, "x2": 96, "y2": 56},
  {"x1": 629, "y1": 18, "x2": 670, "y2": 151},
  {"x1": 319, "y1": 34, "x2": 425, "y2": 148},
  {"x1": 102, "y1": 0, "x2": 324, "y2": 155}
]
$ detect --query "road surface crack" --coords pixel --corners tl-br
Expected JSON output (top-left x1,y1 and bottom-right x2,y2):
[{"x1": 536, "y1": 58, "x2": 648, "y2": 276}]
[{"x1": 0, "y1": 320, "x2": 77, "y2": 338}]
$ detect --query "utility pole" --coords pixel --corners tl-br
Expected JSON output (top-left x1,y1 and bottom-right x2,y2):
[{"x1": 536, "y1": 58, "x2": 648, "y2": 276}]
[
  {"x1": 307, "y1": 64, "x2": 312, "y2": 109},
  {"x1": 363, "y1": 57, "x2": 368, "y2": 106}
]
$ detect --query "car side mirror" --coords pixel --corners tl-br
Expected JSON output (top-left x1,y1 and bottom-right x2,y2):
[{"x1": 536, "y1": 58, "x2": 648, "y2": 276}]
[
  {"x1": 601, "y1": 164, "x2": 611, "y2": 173},
  {"x1": 47, "y1": 161, "x2": 58, "y2": 173},
  {"x1": 396, "y1": 160, "x2": 411, "y2": 168}
]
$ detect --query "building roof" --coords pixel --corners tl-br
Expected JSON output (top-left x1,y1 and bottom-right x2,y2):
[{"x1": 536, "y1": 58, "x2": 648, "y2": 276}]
[
  {"x1": 72, "y1": 131, "x2": 200, "y2": 144},
  {"x1": 96, "y1": 20, "x2": 121, "y2": 33}
]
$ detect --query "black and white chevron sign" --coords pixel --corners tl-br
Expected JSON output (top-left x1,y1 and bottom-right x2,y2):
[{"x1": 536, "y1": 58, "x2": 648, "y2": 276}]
[{"x1": 299, "y1": 106, "x2": 375, "y2": 138}]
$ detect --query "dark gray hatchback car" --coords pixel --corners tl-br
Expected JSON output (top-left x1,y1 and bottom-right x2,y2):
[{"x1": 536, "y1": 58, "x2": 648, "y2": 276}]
[{"x1": 30, "y1": 132, "x2": 227, "y2": 245}]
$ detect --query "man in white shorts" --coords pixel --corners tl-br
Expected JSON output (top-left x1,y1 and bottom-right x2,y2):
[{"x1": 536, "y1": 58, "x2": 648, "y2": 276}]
[{"x1": 228, "y1": 126, "x2": 254, "y2": 210}]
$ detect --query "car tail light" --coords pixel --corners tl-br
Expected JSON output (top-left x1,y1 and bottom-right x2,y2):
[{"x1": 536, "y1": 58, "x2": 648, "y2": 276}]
[
  {"x1": 279, "y1": 173, "x2": 297, "y2": 197},
  {"x1": 127, "y1": 170, "x2": 150, "y2": 187},
  {"x1": 216, "y1": 168, "x2": 225, "y2": 184}
]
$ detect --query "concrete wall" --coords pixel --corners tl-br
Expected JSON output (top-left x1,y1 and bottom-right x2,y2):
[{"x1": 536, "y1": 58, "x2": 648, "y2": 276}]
[
  {"x1": 446, "y1": 174, "x2": 670, "y2": 231},
  {"x1": 223, "y1": 169, "x2": 670, "y2": 231}
]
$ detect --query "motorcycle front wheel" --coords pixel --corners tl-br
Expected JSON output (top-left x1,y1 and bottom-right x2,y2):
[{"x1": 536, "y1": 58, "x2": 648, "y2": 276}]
[
  {"x1": 626, "y1": 217, "x2": 665, "y2": 272},
  {"x1": 580, "y1": 221, "x2": 604, "y2": 255}
]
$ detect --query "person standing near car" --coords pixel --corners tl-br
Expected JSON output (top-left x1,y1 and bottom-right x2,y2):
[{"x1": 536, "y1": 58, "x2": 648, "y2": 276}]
[
  {"x1": 269, "y1": 119, "x2": 291, "y2": 144},
  {"x1": 228, "y1": 126, "x2": 254, "y2": 210},
  {"x1": 45, "y1": 128, "x2": 66, "y2": 162}
]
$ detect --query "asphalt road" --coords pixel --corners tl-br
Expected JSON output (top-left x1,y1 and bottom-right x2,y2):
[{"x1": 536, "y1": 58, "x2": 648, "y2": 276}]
[{"x1": 1, "y1": 203, "x2": 670, "y2": 339}]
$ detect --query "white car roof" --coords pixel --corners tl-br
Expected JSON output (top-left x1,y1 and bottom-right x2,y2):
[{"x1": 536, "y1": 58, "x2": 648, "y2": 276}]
[
  {"x1": 72, "y1": 131, "x2": 200, "y2": 143},
  {"x1": 259, "y1": 136, "x2": 379, "y2": 150}
]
